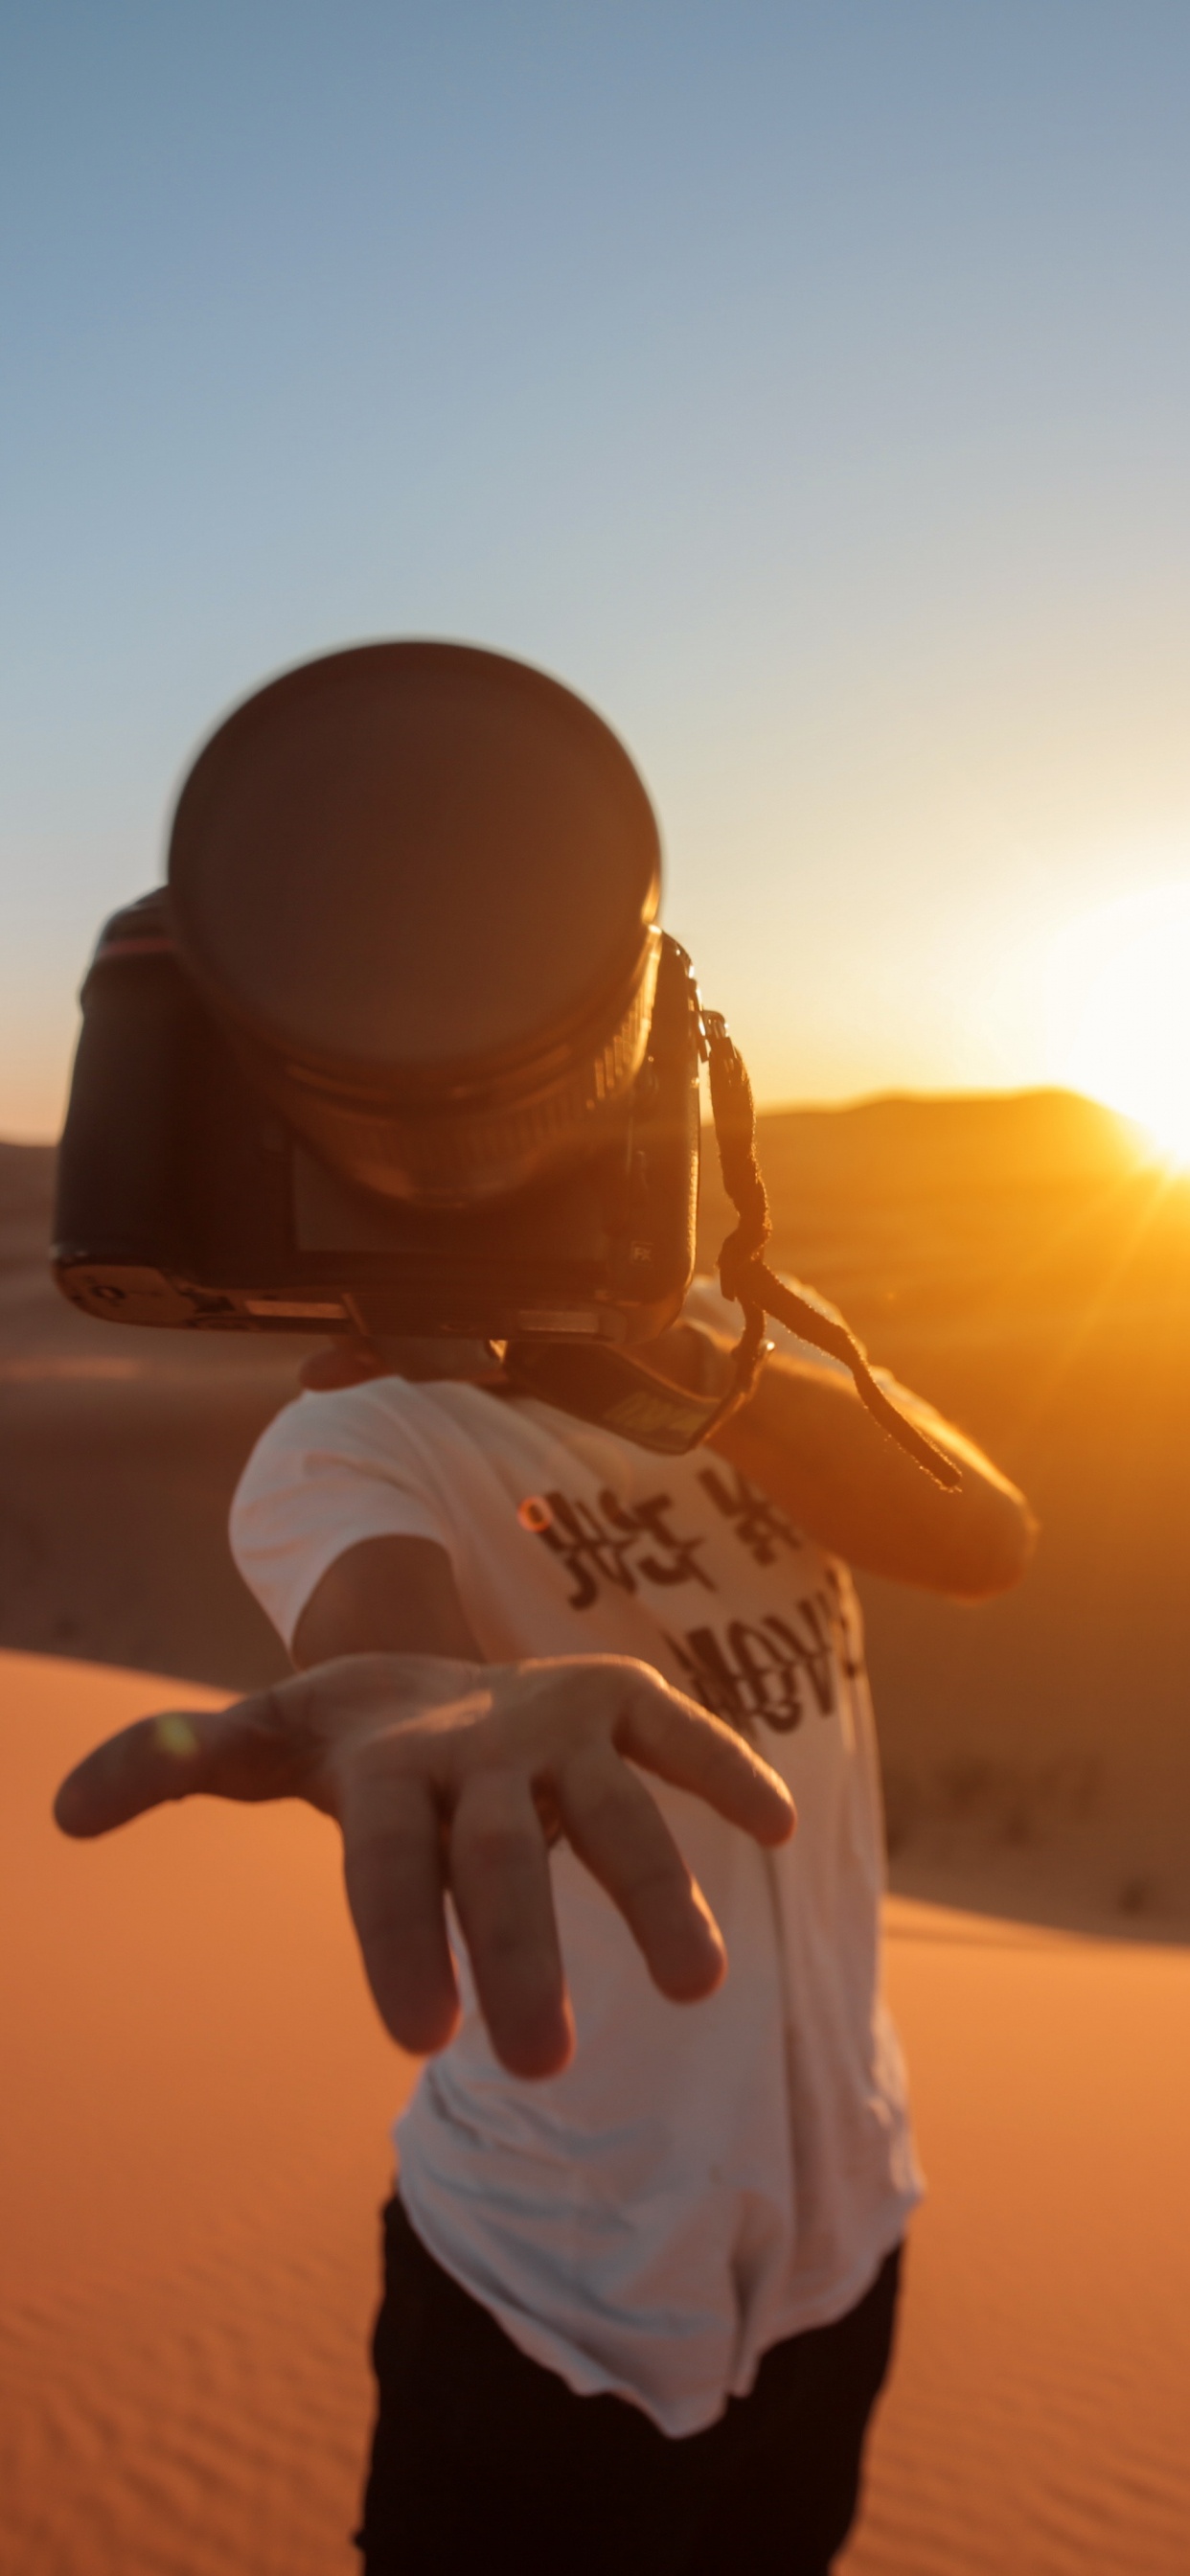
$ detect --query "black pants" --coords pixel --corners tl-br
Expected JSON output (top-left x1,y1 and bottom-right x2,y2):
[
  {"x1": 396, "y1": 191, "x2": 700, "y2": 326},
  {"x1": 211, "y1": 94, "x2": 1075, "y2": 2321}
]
[{"x1": 358, "y1": 2199, "x2": 901, "y2": 2575}]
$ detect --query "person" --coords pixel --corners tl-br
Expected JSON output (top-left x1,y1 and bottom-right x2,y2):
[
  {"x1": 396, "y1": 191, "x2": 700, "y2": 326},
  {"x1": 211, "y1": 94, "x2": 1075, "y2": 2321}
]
[{"x1": 56, "y1": 1279, "x2": 1034, "y2": 2575}]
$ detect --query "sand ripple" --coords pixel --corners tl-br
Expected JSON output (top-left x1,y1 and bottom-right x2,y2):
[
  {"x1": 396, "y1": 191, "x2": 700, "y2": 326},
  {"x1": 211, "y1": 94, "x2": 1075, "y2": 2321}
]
[{"x1": 3, "y1": 1659, "x2": 1189, "y2": 2574}]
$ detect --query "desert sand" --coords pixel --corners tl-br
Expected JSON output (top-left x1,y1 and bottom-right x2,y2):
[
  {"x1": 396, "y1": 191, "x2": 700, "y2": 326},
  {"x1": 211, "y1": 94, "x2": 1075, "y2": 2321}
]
[
  {"x1": 1, "y1": 1652, "x2": 400, "y2": 2576},
  {"x1": 4, "y1": 1653, "x2": 1189, "y2": 2575},
  {"x1": 3, "y1": 1094, "x2": 1190, "y2": 2569}
]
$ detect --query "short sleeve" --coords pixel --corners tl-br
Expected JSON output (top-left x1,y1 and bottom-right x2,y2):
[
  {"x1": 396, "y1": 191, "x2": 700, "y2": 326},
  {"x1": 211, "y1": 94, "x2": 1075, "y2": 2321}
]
[{"x1": 229, "y1": 1383, "x2": 453, "y2": 1652}]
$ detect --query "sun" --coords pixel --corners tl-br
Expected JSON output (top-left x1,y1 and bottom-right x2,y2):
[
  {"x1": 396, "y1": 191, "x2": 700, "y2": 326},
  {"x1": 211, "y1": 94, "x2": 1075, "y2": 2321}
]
[{"x1": 1045, "y1": 883, "x2": 1190, "y2": 1164}]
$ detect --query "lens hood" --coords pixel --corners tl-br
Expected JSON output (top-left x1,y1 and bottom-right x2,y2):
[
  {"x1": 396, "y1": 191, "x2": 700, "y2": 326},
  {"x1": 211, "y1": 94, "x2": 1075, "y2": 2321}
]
[{"x1": 167, "y1": 641, "x2": 662, "y2": 1206}]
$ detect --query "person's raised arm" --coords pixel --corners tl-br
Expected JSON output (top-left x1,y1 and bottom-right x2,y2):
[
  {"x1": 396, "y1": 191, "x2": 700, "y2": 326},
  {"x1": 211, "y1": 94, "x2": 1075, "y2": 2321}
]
[
  {"x1": 55, "y1": 1533, "x2": 794, "y2": 2083},
  {"x1": 652, "y1": 1322, "x2": 1036, "y2": 1598}
]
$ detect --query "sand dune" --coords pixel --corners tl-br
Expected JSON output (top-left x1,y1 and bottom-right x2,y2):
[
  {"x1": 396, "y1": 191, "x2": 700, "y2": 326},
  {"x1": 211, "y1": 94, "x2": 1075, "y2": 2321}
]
[
  {"x1": 6, "y1": 1092, "x2": 1190, "y2": 1934},
  {"x1": 843, "y1": 1904, "x2": 1190, "y2": 2576},
  {"x1": 1, "y1": 1652, "x2": 403, "y2": 2576},
  {"x1": 4, "y1": 1651, "x2": 1188, "y2": 2575},
  {"x1": 4, "y1": 1099, "x2": 1190, "y2": 2567}
]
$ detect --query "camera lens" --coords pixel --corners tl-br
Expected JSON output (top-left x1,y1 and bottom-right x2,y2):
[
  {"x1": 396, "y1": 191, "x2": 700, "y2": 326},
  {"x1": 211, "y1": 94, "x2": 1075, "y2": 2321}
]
[{"x1": 167, "y1": 642, "x2": 662, "y2": 1207}]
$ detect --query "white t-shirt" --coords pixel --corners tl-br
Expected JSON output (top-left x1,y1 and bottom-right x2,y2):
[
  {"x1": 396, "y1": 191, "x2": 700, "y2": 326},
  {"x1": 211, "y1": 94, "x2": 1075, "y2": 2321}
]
[{"x1": 229, "y1": 1291, "x2": 922, "y2": 2436}]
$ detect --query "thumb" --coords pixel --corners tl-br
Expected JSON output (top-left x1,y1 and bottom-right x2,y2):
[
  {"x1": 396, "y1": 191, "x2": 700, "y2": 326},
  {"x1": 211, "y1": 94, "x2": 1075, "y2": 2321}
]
[{"x1": 53, "y1": 1688, "x2": 314, "y2": 1838}]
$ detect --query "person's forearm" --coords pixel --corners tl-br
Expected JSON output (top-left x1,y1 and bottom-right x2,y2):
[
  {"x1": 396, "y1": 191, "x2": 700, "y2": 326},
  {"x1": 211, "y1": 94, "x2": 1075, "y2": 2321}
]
[{"x1": 709, "y1": 1353, "x2": 1036, "y2": 1598}]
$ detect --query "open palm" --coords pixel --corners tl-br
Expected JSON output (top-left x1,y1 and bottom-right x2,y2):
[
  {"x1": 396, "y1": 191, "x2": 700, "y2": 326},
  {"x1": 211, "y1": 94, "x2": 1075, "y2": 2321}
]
[{"x1": 55, "y1": 1652, "x2": 794, "y2": 2078}]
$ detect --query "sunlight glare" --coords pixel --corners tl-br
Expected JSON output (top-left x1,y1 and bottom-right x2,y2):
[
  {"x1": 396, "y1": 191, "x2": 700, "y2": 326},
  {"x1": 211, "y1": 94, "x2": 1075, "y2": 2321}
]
[{"x1": 1045, "y1": 883, "x2": 1190, "y2": 1163}]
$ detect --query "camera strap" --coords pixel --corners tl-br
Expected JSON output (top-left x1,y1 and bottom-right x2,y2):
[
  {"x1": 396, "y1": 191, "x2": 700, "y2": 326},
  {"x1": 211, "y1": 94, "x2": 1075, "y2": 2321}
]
[
  {"x1": 506, "y1": 1014, "x2": 962, "y2": 1488},
  {"x1": 501, "y1": 1332, "x2": 768, "y2": 1459},
  {"x1": 699, "y1": 1011, "x2": 961, "y2": 1490}
]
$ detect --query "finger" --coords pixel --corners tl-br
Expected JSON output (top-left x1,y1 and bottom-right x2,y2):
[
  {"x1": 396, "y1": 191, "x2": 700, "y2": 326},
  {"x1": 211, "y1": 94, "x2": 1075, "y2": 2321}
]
[
  {"x1": 339, "y1": 1766, "x2": 460, "y2": 2057},
  {"x1": 53, "y1": 1690, "x2": 311, "y2": 1838},
  {"x1": 555, "y1": 1744, "x2": 725, "y2": 2002},
  {"x1": 614, "y1": 1674, "x2": 796, "y2": 1847},
  {"x1": 449, "y1": 1769, "x2": 573, "y2": 2081}
]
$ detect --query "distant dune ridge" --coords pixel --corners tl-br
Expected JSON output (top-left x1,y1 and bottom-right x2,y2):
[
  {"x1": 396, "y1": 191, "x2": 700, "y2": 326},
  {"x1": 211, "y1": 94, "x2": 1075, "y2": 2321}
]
[{"x1": 6, "y1": 1089, "x2": 1189, "y2": 1933}]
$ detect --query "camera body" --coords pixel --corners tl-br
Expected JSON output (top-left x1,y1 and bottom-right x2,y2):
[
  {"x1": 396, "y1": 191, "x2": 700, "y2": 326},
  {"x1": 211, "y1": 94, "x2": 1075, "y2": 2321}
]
[
  {"x1": 53, "y1": 891, "x2": 702, "y2": 1351},
  {"x1": 52, "y1": 644, "x2": 953, "y2": 1479}
]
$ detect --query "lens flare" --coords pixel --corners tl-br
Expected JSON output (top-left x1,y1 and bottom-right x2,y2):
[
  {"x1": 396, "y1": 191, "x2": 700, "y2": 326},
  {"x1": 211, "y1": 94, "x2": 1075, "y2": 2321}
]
[{"x1": 1045, "y1": 883, "x2": 1190, "y2": 1163}]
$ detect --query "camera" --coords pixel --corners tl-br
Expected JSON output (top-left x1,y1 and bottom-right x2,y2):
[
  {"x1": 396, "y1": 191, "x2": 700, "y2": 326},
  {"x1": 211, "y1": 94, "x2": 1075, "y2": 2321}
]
[
  {"x1": 54, "y1": 639, "x2": 959, "y2": 1482},
  {"x1": 53, "y1": 642, "x2": 719, "y2": 1453}
]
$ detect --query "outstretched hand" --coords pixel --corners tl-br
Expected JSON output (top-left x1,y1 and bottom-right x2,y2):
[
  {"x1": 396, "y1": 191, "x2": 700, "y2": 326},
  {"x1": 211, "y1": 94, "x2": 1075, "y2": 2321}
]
[{"x1": 55, "y1": 1654, "x2": 794, "y2": 2079}]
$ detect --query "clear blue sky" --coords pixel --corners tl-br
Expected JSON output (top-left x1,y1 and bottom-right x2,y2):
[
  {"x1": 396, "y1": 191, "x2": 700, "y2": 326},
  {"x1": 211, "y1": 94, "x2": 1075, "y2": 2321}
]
[{"x1": 4, "y1": 2, "x2": 1190, "y2": 1135}]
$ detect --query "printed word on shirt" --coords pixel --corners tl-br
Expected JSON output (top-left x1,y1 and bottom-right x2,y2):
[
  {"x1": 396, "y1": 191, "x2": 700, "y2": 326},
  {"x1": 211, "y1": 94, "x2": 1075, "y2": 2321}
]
[
  {"x1": 664, "y1": 1581, "x2": 853, "y2": 1738},
  {"x1": 695, "y1": 1462, "x2": 805, "y2": 1569},
  {"x1": 518, "y1": 1468, "x2": 858, "y2": 1740},
  {"x1": 517, "y1": 1485, "x2": 715, "y2": 1611},
  {"x1": 516, "y1": 1464, "x2": 806, "y2": 1611}
]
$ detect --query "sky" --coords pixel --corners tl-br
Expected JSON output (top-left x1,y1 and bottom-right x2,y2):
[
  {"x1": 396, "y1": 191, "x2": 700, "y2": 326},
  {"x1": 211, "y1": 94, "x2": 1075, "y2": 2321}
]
[{"x1": 3, "y1": 1, "x2": 1190, "y2": 1137}]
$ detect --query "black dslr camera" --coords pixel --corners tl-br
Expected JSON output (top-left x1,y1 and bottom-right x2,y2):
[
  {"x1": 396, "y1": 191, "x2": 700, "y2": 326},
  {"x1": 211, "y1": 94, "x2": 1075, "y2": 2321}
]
[
  {"x1": 55, "y1": 640, "x2": 957, "y2": 1480},
  {"x1": 54, "y1": 643, "x2": 728, "y2": 1453}
]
